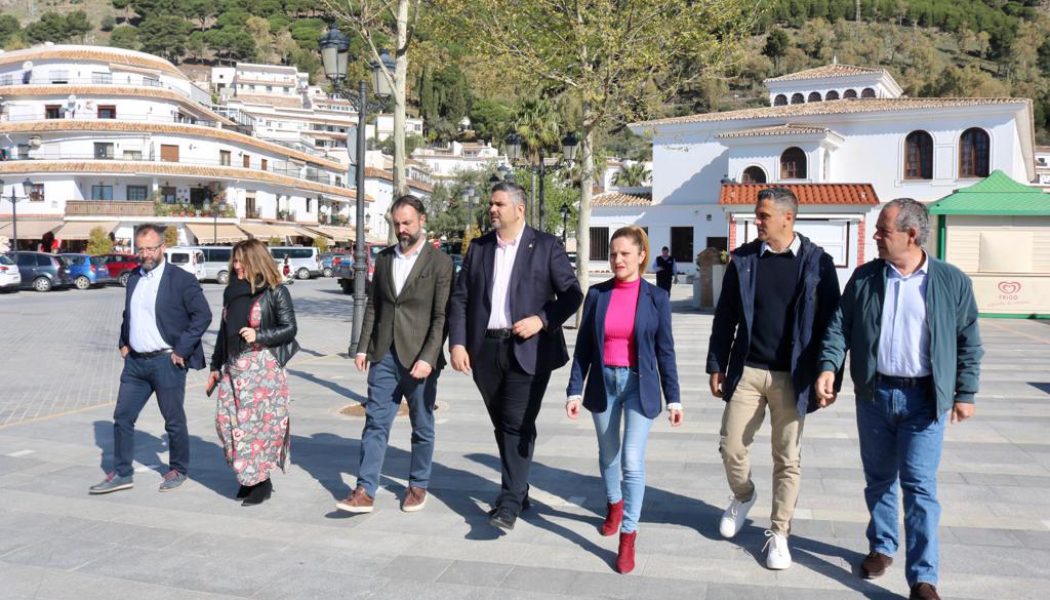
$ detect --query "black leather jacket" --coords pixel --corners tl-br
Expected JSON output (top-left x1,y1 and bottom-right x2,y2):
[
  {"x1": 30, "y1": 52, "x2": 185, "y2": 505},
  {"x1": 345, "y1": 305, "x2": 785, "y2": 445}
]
[{"x1": 211, "y1": 284, "x2": 298, "y2": 371}]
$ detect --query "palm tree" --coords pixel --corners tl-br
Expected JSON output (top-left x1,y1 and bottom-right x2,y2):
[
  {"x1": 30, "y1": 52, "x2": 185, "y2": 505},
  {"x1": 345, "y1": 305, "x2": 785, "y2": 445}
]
[
  {"x1": 513, "y1": 98, "x2": 561, "y2": 162},
  {"x1": 612, "y1": 162, "x2": 651, "y2": 187}
]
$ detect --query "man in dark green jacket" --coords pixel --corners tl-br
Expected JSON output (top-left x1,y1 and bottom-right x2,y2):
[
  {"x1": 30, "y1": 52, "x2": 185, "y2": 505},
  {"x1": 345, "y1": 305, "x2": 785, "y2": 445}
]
[{"x1": 816, "y1": 199, "x2": 983, "y2": 600}]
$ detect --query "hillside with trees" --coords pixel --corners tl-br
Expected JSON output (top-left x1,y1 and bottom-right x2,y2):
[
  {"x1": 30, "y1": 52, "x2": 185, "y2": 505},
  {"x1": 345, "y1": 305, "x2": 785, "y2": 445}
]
[{"x1": 0, "y1": 0, "x2": 1047, "y2": 148}]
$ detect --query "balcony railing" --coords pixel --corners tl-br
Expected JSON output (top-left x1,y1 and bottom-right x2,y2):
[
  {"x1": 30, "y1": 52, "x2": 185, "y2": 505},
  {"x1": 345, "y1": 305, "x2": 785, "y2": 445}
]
[
  {"x1": 65, "y1": 200, "x2": 154, "y2": 216},
  {"x1": 2, "y1": 154, "x2": 347, "y2": 187},
  {"x1": 1, "y1": 113, "x2": 223, "y2": 128}
]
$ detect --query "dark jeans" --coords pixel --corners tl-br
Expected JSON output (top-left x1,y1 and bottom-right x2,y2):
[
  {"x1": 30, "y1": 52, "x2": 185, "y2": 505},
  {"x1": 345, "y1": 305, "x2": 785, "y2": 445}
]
[
  {"x1": 357, "y1": 349, "x2": 439, "y2": 497},
  {"x1": 473, "y1": 336, "x2": 551, "y2": 514},
  {"x1": 656, "y1": 275, "x2": 672, "y2": 293},
  {"x1": 112, "y1": 354, "x2": 189, "y2": 477}
]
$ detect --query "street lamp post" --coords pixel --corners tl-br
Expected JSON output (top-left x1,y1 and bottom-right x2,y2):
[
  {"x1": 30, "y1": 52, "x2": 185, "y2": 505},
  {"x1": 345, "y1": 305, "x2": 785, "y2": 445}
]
[
  {"x1": 1, "y1": 178, "x2": 34, "y2": 251},
  {"x1": 320, "y1": 23, "x2": 394, "y2": 349},
  {"x1": 503, "y1": 132, "x2": 579, "y2": 234},
  {"x1": 560, "y1": 203, "x2": 570, "y2": 245}
]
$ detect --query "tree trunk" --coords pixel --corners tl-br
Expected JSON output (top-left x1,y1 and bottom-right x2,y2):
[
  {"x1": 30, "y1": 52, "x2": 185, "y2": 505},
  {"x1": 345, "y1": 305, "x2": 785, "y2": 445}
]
[
  {"x1": 389, "y1": 0, "x2": 410, "y2": 244},
  {"x1": 574, "y1": 112, "x2": 594, "y2": 327}
]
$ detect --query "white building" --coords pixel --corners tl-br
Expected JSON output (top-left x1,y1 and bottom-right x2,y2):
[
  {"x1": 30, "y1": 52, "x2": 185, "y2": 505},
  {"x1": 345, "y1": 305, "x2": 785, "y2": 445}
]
[
  {"x1": 602, "y1": 63, "x2": 1036, "y2": 279},
  {"x1": 412, "y1": 141, "x2": 504, "y2": 182},
  {"x1": 0, "y1": 45, "x2": 363, "y2": 249}
]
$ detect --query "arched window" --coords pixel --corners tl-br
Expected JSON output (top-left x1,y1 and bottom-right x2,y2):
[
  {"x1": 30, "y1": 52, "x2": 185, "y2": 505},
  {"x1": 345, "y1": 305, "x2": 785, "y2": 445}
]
[
  {"x1": 904, "y1": 131, "x2": 933, "y2": 180},
  {"x1": 843, "y1": 89, "x2": 858, "y2": 99},
  {"x1": 959, "y1": 128, "x2": 990, "y2": 178},
  {"x1": 825, "y1": 90, "x2": 840, "y2": 100},
  {"x1": 773, "y1": 94, "x2": 787, "y2": 106},
  {"x1": 742, "y1": 166, "x2": 767, "y2": 184},
  {"x1": 861, "y1": 87, "x2": 876, "y2": 98},
  {"x1": 790, "y1": 93, "x2": 805, "y2": 104},
  {"x1": 780, "y1": 147, "x2": 807, "y2": 179},
  {"x1": 807, "y1": 91, "x2": 822, "y2": 102}
]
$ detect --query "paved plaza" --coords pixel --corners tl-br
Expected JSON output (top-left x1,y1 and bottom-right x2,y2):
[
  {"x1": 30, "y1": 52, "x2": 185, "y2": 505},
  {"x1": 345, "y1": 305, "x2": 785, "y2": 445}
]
[{"x1": 0, "y1": 278, "x2": 1048, "y2": 599}]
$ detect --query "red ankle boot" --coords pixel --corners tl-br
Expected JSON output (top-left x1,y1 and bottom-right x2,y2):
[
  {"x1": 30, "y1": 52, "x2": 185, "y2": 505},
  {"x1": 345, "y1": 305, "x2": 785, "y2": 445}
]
[
  {"x1": 616, "y1": 531, "x2": 637, "y2": 574},
  {"x1": 601, "y1": 499, "x2": 624, "y2": 536}
]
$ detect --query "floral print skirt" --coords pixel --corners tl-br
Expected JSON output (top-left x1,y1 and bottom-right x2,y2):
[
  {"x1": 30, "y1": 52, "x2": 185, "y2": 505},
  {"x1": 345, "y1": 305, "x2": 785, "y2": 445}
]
[{"x1": 215, "y1": 347, "x2": 290, "y2": 486}]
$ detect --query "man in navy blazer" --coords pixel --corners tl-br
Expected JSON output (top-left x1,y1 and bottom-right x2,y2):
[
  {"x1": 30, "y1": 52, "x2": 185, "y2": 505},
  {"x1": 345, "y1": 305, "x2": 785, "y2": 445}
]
[
  {"x1": 90, "y1": 224, "x2": 212, "y2": 495},
  {"x1": 449, "y1": 181, "x2": 583, "y2": 530}
]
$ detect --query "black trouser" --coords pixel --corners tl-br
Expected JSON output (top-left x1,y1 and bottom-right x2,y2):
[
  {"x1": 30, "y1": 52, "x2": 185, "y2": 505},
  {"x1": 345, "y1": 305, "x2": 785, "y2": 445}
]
[
  {"x1": 656, "y1": 274, "x2": 672, "y2": 292},
  {"x1": 473, "y1": 336, "x2": 551, "y2": 514}
]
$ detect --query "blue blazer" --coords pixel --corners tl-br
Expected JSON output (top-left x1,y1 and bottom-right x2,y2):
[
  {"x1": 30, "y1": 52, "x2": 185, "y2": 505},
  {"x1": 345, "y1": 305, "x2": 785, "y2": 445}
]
[
  {"x1": 448, "y1": 226, "x2": 583, "y2": 375},
  {"x1": 119, "y1": 263, "x2": 213, "y2": 370},
  {"x1": 566, "y1": 278, "x2": 680, "y2": 418}
]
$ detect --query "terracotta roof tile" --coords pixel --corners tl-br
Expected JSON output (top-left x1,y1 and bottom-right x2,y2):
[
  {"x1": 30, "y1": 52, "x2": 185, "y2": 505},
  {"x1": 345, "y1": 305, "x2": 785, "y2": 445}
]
[
  {"x1": 233, "y1": 94, "x2": 304, "y2": 109},
  {"x1": 765, "y1": 64, "x2": 884, "y2": 82},
  {"x1": 0, "y1": 45, "x2": 184, "y2": 78},
  {"x1": 0, "y1": 160, "x2": 367, "y2": 201},
  {"x1": 633, "y1": 98, "x2": 1030, "y2": 128},
  {"x1": 716, "y1": 124, "x2": 832, "y2": 139},
  {"x1": 364, "y1": 167, "x2": 435, "y2": 192},
  {"x1": 720, "y1": 183, "x2": 879, "y2": 206},
  {"x1": 592, "y1": 191, "x2": 652, "y2": 206},
  {"x1": 0, "y1": 120, "x2": 346, "y2": 172}
]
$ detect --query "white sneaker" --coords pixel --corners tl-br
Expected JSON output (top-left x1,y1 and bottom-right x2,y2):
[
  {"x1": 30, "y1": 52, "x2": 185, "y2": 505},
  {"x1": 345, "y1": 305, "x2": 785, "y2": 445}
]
[
  {"x1": 718, "y1": 492, "x2": 757, "y2": 538},
  {"x1": 763, "y1": 530, "x2": 792, "y2": 570}
]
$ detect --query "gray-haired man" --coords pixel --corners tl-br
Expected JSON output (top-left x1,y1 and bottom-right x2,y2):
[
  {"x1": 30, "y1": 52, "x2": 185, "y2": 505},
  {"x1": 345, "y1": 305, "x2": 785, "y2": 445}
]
[{"x1": 817, "y1": 199, "x2": 983, "y2": 600}]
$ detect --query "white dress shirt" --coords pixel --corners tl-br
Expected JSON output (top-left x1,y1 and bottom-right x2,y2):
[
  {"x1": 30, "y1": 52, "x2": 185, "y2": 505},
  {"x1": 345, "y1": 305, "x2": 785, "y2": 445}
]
[
  {"x1": 392, "y1": 238, "x2": 425, "y2": 296},
  {"x1": 760, "y1": 234, "x2": 801, "y2": 257},
  {"x1": 487, "y1": 226, "x2": 525, "y2": 330},
  {"x1": 128, "y1": 260, "x2": 171, "y2": 353},
  {"x1": 877, "y1": 252, "x2": 931, "y2": 377}
]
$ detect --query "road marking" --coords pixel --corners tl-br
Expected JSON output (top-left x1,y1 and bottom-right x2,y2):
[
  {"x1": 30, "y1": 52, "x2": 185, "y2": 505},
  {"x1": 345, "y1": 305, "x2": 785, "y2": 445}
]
[{"x1": 7, "y1": 449, "x2": 34, "y2": 457}]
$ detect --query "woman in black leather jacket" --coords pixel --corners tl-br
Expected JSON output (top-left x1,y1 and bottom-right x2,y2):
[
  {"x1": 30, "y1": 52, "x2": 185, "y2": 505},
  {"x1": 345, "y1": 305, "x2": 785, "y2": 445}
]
[{"x1": 209, "y1": 239, "x2": 298, "y2": 506}]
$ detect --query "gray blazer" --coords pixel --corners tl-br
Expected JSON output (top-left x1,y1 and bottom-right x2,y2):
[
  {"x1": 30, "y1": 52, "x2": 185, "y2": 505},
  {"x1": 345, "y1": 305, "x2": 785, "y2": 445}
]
[{"x1": 356, "y1": 242, "x2": 454, "y2": 369}]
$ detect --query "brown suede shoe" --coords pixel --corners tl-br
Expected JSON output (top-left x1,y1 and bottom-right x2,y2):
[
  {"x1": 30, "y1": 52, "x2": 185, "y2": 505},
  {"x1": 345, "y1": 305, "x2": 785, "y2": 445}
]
[
  {"x1": 909, "y1": 583, "x2": 941, "y2": 600},
  {"x1": 336, "y1": 486, "x2": 374, "y2": 513},
  {"x1": 860, "y1": 551, "x2": 893, "y2": 579},
  {"x1": 402, "y1": 486, "x2": 427, "y2": 512}
]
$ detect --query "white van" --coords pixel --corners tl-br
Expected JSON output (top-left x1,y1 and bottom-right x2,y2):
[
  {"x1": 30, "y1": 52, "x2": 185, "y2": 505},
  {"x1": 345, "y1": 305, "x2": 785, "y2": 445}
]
[
  {"x1": 165, "y1": 247, "x2": 206, "y2": 281},
  {"x1": 179, "y1": 246, "x2": 234, "y2": 284},
  {"x1": 269, "y1": 246, "x2": 321, "y2": 280}
]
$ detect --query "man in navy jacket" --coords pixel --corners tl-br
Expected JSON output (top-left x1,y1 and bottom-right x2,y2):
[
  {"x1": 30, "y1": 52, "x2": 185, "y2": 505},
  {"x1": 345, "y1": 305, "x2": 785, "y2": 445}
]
[
  {"x1": 706, "y1": 188, "x2": 840, "y2": 569},
  {"x1": 90, "y1": 224, "x2": 212, "y2": 495},
  {"x1": 448, "y1": 181, "x2": 582, "y2": 531}
]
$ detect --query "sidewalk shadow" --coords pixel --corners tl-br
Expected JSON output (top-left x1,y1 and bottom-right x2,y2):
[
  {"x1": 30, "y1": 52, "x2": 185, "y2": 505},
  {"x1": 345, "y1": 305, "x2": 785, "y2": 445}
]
[
  {"x1": 91, "y1": 420, "x2": 232, "y2": 497},
  {"x1": 286, "y1": 368, "x2": 366, "y2": 402},
  {"x1": 290, "y1": 431, "x2": 506, "y2": 540}
]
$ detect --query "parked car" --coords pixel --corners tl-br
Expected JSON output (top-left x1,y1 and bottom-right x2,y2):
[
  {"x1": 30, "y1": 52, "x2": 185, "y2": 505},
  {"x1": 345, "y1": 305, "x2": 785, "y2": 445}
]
[
  {"x1": 269, "y1": 246, "x2": 322, "y2": 280},
  {"x1": 165, "y1": 247, "x2": 207, "y2": 281},
  {"x1": 177, "y1": 246, "x2": 233, "y2": 283},
  {"x1": 99, "y1": 253, "x2": 141, "y2": 286},
  {"x1": 335, "y1": 243, "x2": 382, "y2": 294},
  {"x1": 319, "y1": 252, "x2": 348, "y2": 278},
  {"x1": 59, "y1": 253, "x2": 116, "y2": 289},
  {"x1": 6, "y1": 251, "x2": 72, "y2": 292},
  {"x1": 0, "y1": 254, "x2": 22, "y2": 292}
]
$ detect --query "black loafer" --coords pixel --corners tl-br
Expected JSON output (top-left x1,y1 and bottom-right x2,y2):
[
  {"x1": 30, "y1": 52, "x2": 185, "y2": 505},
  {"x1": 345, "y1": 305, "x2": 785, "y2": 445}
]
[{"x1": 489, "y1": 507, "x2": 517, "y2": 530}]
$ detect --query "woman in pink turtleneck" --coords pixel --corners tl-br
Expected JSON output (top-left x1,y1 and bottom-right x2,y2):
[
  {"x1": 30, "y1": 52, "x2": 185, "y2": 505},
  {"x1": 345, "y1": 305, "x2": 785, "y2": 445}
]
[{"x1": 565, "y1": 226, "x2": 682, "y2": 574}]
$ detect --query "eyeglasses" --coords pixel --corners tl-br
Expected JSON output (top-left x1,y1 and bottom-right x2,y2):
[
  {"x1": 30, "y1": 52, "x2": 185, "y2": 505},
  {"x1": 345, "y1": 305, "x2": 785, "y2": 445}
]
[{"x1": 136, "y1": 244, "x2": 164, "y2": 254}]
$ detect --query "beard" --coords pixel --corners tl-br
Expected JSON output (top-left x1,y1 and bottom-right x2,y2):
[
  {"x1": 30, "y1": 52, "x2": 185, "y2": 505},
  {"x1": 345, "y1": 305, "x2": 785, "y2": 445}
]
[
  {"x1": 399, "y1": 230, "x2": 422, "y2": 251},
  {"x1": 140, "y1": 256, "x2": 160, "y2": 272}
]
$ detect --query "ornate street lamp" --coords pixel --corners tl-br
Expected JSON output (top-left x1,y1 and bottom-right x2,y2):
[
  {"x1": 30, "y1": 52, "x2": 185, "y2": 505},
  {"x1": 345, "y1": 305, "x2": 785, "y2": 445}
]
[
  {"x1": 562, "y1": 132, "x2": 579, "y2": 163},
  {"x1": 560, "y1": 203, "x2": 570, "y2": 245},
  {"x1": 320, "y1": 22, "x2": 391, "y2": 349},
  {"x1": 0, "y1": 178, "x2": 34, "y2": 251}
]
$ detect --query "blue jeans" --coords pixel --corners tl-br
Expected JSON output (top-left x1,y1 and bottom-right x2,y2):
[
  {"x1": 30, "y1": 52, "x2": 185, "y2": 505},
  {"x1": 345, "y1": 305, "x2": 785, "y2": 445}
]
[
  {"x1": 357, "y1": 350, "x2": 439, "y2": 497},
  {"x1": 591, "y1": 366, "x2": 655, "y2": 534},
  {"x1": 113, "y1": 354, "x2": 189, "y2": 477},
  {"x1": 856, "y1": 382, "x2": 947, "y2": 587}
]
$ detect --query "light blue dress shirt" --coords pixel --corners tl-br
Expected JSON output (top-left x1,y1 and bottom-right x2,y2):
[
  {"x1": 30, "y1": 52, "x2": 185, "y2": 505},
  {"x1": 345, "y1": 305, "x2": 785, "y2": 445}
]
[
  {"x1": 128, "y1": 260, "x2": 171, "y2": 353},
  {"x1": 877, "y1": 253, "x2": 931, "y2": 377}
]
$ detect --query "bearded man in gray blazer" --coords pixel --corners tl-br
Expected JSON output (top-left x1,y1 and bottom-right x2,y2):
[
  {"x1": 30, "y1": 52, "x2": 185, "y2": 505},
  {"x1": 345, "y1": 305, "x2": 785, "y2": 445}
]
[{"x1": 337, "y1": 195, "x2": 454, "y2": 514}]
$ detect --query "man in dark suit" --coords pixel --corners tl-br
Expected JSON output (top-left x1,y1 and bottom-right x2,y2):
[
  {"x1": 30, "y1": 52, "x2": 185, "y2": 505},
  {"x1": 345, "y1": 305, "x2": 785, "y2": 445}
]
[
  {"x1": 90, "y1": 224, "x2": 212, "y2": 495},
  {"x1": 448, "y1": 181, "x2": 583, "y2": 530},
  {"x1": 337, "y1": 195, "x2": 454, "y2": 514}
]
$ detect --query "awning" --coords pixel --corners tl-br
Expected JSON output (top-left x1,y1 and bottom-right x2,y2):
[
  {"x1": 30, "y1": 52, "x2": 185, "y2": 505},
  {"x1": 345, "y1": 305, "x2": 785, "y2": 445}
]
[
  {"x1": 929, "y1": 170, "x2": 1050, "y2": 216},
  {"x1": 237, "y1": 222, "x2": 314, "y2": 242},
  {"x1": 292, "y1": 227, "x2": 319, "y2": 240},
  {"x1": 303, "y1": 225, "x2": 355, "y2": 242},
  {"x1": 185, "y1": 223, "x2": 248, "y2": 244},
  {"x1": 0, "y1": 220, "x2": 62, "y2": 238},
  {"x1": 54, "y1": 221, "x2": 118, "y2": 241}
]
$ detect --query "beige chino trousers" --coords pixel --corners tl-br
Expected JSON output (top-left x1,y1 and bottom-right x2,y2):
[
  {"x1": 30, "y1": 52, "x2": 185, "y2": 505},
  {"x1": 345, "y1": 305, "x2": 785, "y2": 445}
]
[{"x1": 719, "y1": 366, "x2": 805, "y2": 536}]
